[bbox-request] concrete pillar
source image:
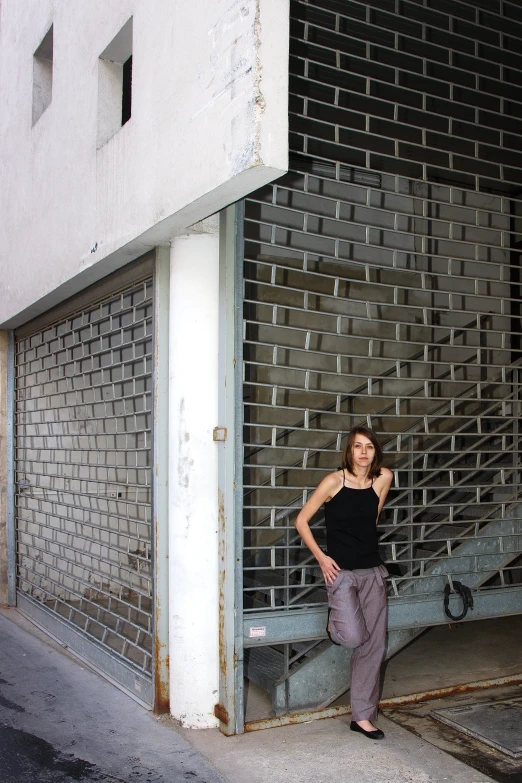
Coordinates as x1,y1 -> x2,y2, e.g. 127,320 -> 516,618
0,330 -> 9,606
168,220 -> 220,728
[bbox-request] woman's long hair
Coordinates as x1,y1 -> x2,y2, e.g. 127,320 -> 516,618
341,426 -> 383,480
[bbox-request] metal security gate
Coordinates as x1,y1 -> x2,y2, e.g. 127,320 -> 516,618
240,0 -> 522,720
14,260 -> 155,706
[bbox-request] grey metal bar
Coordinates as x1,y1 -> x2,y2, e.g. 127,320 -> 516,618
243,258 -> 522,309
292,0 -> 522,76
290,2 -> 522,121
262,169 -> 522,227
248,192 -> 522,254
243,585 -> 522,647
234,202 -> 246,733
246,313 -> 492,459
151,246 -> 170,713
7,330 -> 16,606
216,204 -> 245,735
243,254 -> 522,306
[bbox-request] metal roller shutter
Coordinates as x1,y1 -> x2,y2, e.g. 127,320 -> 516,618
14,260 -> 155,706
241,0 -> 522,716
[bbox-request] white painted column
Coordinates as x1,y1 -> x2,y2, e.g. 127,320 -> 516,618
168,221 -> 220,728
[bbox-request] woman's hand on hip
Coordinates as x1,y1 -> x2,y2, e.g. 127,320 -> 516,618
319,555 -> 340,585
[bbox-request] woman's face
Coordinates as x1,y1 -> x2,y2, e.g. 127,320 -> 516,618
352,434 -> 375,471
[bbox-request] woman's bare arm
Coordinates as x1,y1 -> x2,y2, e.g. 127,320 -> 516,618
295,473 -> 341,585
375,467 -> 393,520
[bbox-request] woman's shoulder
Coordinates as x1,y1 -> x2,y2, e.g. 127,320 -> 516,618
376,467 -> 393,484
318,469 -> 344,493
323,470 -> 344,490
314,470 -> 343,504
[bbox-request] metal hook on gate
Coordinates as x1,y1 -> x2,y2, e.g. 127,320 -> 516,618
443,580 -> 474,622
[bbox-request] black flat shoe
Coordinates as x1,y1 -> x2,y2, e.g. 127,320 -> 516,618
326,608 -> 340,645
350,721 -> 385,740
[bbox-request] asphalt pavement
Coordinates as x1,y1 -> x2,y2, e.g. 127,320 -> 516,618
0,607 -> 496,783
0,609 -> 225,783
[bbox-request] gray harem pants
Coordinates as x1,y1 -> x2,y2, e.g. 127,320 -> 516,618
326,565 -> 388,722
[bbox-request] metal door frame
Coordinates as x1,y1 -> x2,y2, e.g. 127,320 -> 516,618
6,329 -> 16,607
216,204 -> 246,734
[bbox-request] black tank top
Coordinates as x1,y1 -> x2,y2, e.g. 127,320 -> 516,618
324,475 -> 382,570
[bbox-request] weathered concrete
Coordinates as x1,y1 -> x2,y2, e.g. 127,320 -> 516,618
0,608 -> 496,783
385,683 -> 522,783
168,228 -> 221,728
0,331 -> 8,607
0,609 -> 226,783
182,709 -> 496,783
0,0 -> 289,329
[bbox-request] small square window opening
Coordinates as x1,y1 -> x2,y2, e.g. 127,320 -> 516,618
32,25 -> 53,126
122,55 -> 132,126
97,17 -> 133,148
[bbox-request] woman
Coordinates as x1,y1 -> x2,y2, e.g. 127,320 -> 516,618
295,426 -> 393,740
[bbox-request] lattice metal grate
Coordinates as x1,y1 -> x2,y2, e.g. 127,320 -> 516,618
242,0 -> 522,620
15,279 -> 153,676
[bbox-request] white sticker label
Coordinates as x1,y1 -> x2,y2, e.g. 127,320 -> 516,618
249,626 -> 266,638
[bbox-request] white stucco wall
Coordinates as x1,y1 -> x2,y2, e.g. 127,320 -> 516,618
0,0 -> 289,327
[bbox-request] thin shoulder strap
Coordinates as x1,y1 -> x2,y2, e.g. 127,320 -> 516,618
343,469 -> 346,486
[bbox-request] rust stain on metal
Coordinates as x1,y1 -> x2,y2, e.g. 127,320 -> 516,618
153,592 -> 170,715
214,703 -> 229,725
153,628 -> 170,714
218,488 -> 227,681
245,705 -> 352,732
217,486 -> 238,734
243,673 -> 522,733
153,520 -> 170,715
379,672 -> 522,708
153,654 -> 170,714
